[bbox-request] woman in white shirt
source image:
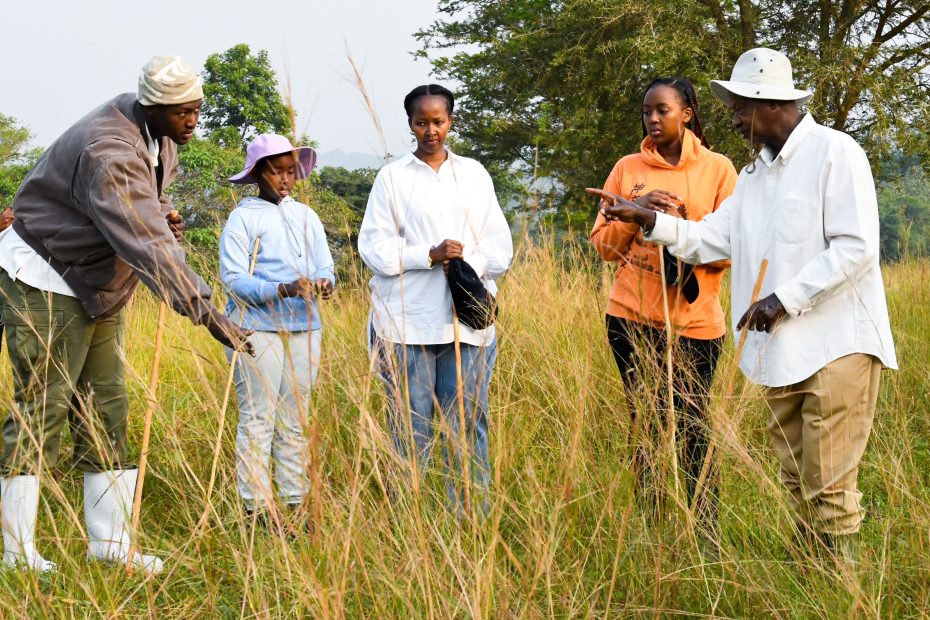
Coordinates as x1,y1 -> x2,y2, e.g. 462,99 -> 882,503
358,84 -> 513,513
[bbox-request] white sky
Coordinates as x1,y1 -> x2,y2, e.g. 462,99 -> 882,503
2,0 -> 446,159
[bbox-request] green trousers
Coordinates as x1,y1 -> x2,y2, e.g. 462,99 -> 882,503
0,272 -> 129,475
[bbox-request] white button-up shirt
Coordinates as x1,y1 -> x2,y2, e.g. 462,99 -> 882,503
359,150 -> 513,346
647,114 -> 896,387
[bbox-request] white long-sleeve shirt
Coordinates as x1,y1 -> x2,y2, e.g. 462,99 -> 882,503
646,114 -> 896,387
358,150 -> 513,346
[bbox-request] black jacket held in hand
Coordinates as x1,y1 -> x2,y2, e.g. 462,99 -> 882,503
11,93 -> 213,323
445,258 -> 497,331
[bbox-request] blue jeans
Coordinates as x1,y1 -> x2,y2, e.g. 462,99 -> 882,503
373,330 -> 497,513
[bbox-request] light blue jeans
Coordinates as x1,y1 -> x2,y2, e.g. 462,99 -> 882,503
373,329 -> 497,513
227,329 -> 322,511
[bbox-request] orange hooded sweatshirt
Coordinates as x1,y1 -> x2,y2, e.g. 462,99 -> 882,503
590,129 -> 738,340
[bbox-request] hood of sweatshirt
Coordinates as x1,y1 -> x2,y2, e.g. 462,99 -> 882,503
638,128 -> 703,170
237,195 -> 291,210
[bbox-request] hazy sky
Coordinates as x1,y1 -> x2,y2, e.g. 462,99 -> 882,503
3,0 -> 446,160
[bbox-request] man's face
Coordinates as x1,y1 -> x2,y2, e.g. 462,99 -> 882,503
730,95 -> 774,145
145,99 -> 202,145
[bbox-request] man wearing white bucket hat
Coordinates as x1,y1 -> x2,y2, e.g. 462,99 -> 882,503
589,48 -> 897,564
0,56 -> 254,575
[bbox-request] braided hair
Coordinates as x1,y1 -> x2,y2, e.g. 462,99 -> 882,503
403,84 -> 455,120
641,77 -> 709,148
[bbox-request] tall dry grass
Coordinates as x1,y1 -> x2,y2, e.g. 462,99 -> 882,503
0,237 -> 928,618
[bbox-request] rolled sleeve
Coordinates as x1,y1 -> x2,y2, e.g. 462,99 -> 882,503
645,211 -> 679,246
773,282 -> 809,318
401,243 -> 433,271
463,249 -> 488,278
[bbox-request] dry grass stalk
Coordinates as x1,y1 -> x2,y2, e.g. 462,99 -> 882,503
451,306 -> 473,523
693,258 -> 769,501
126,300 -> 167,571
195,236 -> 261,541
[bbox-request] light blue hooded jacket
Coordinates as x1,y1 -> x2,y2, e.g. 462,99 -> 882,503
219,196 -> 335,331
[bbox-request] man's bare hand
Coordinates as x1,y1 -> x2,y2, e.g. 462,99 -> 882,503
634,190 -> 687,218
166,209 -> 185,241
429,239 -> 464,265
278,277 -> 315,299
0,209 -> 13,233
585,188 -> 658,229
204,309 -> 254,356
314,278 -> 334,300
737,293 -> 787,333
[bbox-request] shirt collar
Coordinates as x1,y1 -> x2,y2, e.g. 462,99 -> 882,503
143,123 -> 160,168
404,148 -> 454,170
760,113 -> 816,166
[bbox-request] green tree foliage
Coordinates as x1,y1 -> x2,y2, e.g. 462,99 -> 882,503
0,114 -> 42,208
300,172 -> 362,248
171,136 -> 246,229
417,0 -> 930,215
878,167 -> 930,261
201,44 -> 292,148
317,166 -> 378,217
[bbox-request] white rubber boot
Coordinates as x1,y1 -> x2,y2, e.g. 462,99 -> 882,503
1,475 -> 56,572
84,469 -> 163,575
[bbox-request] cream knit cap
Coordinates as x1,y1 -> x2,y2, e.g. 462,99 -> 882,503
137,56 -> 204,106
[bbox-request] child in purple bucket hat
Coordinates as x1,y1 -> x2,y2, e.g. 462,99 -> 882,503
219,133 -> 335,529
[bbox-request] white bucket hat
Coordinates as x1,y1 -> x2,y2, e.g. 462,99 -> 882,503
710,48 -> 812,107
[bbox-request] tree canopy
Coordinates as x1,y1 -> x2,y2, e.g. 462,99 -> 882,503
0,114 -> 41,208
200,44 -> 292,148
417,0 -> 930,215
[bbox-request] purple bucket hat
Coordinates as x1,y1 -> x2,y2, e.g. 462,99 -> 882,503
229,133 -> 317,184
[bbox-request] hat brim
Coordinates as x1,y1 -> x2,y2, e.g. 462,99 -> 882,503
228,146 -> 318,185
710,80 -> 813,107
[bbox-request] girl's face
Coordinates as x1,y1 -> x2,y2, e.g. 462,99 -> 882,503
642,85 -> 693,150
408,95 -> 452,156
256,152 -> 297,203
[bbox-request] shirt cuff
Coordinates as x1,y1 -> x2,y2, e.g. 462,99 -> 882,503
773,281 -> 810,318
402,244 -> 433,270
262,281 -> 281,302
643,212 -> 678,245
463,250 -> 488,278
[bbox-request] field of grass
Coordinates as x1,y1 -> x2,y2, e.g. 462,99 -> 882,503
0,237 -> 928,618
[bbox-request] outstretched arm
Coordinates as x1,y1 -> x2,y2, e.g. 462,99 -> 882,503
586,187 -> 734,266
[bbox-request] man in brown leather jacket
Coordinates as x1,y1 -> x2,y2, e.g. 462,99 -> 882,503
0,56 -> 253,575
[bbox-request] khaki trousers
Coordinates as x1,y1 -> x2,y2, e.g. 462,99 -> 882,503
0,273 -> 129,475
765,353 -> 881,535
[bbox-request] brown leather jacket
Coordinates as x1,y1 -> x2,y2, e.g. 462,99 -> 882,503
11,93 -> 213,323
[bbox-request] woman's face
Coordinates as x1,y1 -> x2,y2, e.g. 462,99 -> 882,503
642,85 -> 692,150
256,152 -> 297,203
408,95 -> 452,155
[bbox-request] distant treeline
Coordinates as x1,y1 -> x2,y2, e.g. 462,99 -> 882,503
3,32 -> 929,264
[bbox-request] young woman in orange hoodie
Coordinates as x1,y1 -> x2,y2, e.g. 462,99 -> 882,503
590,77 -> 737,531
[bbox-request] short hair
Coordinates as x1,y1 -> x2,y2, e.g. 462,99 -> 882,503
403,84 -> 455,119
